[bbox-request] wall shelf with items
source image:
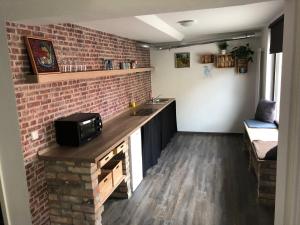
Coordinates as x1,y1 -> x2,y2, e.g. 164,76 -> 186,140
214,54 -> 235,68
26,68 -> 152,84
235,59 -> 249,74
200,54 -> 214,64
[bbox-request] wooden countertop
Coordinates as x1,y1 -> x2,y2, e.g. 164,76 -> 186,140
38,99 -> 175,163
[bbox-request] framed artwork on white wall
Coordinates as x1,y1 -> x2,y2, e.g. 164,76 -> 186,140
175,52 -> 190,68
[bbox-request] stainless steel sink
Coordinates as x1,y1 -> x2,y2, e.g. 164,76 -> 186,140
131,108 -> 158,116
146,98 -> 170,104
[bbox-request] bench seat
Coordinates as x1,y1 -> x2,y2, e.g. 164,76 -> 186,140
243,122 -> 278,205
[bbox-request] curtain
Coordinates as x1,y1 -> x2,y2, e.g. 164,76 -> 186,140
269,15 -> 284,54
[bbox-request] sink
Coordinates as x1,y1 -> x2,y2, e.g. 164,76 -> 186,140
146,98 -> 170,104
131,108 -> 157,116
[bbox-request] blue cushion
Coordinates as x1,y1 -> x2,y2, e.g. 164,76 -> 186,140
245,119 -> 277,129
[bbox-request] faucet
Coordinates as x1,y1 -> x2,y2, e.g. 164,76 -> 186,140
151,94 -> 161,102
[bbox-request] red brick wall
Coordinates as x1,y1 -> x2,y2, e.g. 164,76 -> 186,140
6,21 -> 151,225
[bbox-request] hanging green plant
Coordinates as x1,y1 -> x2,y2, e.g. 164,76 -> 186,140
218,42 -> 229,51
230,43 -> 254,62
217,42 -> 229,54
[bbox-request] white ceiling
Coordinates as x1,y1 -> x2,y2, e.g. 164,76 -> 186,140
3,0 -> 280,24
78,17 -> 178,43
2,0 -> 283,44
77,1 -> 283,43
158,1 -> 283,41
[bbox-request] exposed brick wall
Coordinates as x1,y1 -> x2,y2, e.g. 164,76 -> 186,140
7,22 -> 150,85
6,21 -> 151,225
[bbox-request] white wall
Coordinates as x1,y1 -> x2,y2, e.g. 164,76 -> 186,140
151,38 -> 260,133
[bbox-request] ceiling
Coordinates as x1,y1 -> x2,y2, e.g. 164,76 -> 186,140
2,0 -> 283,44
158,1 -> 283,41
3,0 -> 281,23
77,1 -> 283,43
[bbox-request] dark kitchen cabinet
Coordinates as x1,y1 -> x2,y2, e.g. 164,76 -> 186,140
161,101 -> 177,149
142,101 -> 177,176
141,113 -> 162,176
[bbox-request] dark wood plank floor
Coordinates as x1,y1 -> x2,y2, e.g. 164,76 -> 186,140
102,133 -> 274,225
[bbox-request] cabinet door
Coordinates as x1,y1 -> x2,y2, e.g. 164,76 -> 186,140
141,114 -> 162,177
161,101 -> 177,150
129,128 -> 143,191
170,101 -> 178,138
161,104 -> 171,150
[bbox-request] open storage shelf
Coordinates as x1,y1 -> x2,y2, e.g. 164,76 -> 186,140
27,68 -> 152,83
99,175 -> 126,205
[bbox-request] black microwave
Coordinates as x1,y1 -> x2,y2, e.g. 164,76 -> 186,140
54,113 -> 102,147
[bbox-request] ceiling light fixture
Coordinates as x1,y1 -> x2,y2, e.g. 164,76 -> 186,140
177,20 -> 197,27
137,42 -> 151,48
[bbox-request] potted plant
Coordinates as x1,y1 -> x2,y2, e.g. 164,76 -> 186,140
218,42 -> 229,55
230,43 -> 254,73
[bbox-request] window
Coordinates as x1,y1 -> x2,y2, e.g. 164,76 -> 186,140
265,47 -> 283,122
273,53 -> 283,121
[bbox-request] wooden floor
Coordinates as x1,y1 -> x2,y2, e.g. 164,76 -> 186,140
102,133 -> 274,225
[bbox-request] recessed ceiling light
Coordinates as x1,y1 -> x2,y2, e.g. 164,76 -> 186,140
177,20 -> 197,27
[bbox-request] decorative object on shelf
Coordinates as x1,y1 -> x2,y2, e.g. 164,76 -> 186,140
175,52 -> 190,68
24,36 -> 60,74
104,59 -> 113,70
61,59 -> 87,73
214,54 -> 235,68
218,42 -> 229,55
200,54 -> 214,64
120,61 -> 131,70
230,43 -> 254,74
60,59 -> 67,72
74,64 -> 87,72
131,60 -> 138,69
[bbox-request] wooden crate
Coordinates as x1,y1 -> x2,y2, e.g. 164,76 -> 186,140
113,140 -> 128,155
98,172 -> 113,203
214,54 -> 235,68
102,160 -> 123,187
99,151 -> 114,168
200,54 -> 214,64
235,58 -> 249,74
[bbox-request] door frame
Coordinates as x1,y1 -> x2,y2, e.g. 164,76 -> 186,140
0,17 -> 32,225
0,178 -> 8,225
275,0 -> 300,224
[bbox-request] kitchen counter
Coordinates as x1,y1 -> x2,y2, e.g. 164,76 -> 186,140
38,98 -> 175,163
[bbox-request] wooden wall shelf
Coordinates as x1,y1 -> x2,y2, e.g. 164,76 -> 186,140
27,68 -> 152,83
214,54 -> 235,68
200,54 -> 214,64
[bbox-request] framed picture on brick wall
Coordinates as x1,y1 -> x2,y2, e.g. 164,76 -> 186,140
24,36 -> 60,75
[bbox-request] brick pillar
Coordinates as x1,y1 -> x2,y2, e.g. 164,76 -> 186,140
44,160 -> 102,225
44,143 -> 133,225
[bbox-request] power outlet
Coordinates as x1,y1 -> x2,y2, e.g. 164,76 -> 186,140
31,131 -> 39,141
